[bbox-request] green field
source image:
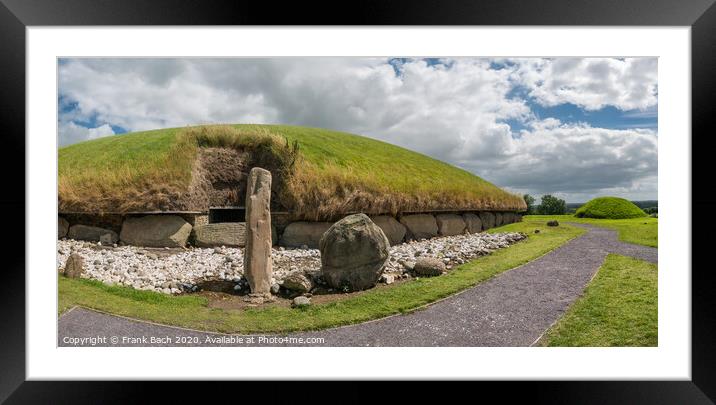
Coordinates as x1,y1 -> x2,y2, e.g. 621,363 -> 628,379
539,254 -> 658,346
59,124 -> 526,219
525,215 -> 657,247
59,220 -> 583,333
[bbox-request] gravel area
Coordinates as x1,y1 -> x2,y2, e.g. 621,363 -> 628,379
57,232 -> 526,294
58,223 -> 658,347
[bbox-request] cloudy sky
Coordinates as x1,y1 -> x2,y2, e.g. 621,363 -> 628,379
58,57 -> 658,202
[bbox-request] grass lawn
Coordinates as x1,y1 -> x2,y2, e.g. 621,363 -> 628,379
59,124 -> 525,218
59,220 -> 583,334
525,215 -> 657,247
539,254 -> 658,346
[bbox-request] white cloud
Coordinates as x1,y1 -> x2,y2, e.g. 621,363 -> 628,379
463,119 -> 658,201
510,58 -> 658,111
58,57 -> 658,201
58,121 -> 115,146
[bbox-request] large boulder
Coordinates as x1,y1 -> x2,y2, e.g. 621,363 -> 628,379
495,212 -> 503,227
370,215 -> 406,245
193,222 -> 246,247
279,222 -> 333,248
414,257 -> 446,276
58,217 -> 69,239
463,213 -> 483,233
68,224 -> 118,244
319,214 -> 390,291
63,253 -> 84,279
435,214 -> 466,236
399,214 -> 438,240
479,212 -> 496,230
120,215 -> 192,247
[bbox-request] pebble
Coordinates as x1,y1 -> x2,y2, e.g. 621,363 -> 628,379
56,232 -> 526,294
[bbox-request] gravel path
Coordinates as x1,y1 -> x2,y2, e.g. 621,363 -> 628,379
58,223 -> 657,347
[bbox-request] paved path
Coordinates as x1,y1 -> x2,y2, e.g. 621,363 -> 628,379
58,224 -> 657,347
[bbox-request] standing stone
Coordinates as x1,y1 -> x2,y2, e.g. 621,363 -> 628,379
243,168 -> 273,295
319,214 -> 390,291
63,253 -> 84,279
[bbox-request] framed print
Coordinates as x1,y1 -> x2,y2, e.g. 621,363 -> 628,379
1,0 -> 714,402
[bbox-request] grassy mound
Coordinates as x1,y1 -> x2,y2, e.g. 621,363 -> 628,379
574,197 -> 647,219
59,124 -> 526,220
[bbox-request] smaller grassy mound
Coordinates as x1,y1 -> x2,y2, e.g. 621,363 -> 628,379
575,197 -> 647,219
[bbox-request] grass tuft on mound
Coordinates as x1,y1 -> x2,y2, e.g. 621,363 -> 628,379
574,196 -> 647,219
58,124 -> 526,220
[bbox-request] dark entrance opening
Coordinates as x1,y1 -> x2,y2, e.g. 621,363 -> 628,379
209,206 -> 246,223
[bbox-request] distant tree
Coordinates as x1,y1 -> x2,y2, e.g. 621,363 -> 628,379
643,207 -> 658,215
538,194 -> 567,215
523,194 -> 536,214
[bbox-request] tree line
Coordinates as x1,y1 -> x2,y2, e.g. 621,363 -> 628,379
522,194 -> 567,215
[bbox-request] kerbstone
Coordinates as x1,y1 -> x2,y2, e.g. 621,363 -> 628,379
370,215 -> 406,245
58,217 -> 69,239
193,222 -> 246,247
479,212 -> 496,230
399,214 -> 438,240
69,224 -> 118,244
463,213 -> 483,233
279,222 -> 333,248
435,214 -> 466,236
120,215 -> 191,247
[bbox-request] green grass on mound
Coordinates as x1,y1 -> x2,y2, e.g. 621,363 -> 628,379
525,215 -> 657,247
58,220 -> 583,334
58,124 -> 526,219
574,196 -> 647,219
539,254 -> 657,347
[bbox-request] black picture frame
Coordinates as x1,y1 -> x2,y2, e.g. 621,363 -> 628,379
1,0 -> 713,402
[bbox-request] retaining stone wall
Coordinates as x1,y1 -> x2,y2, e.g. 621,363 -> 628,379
59,210 -> 523,248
